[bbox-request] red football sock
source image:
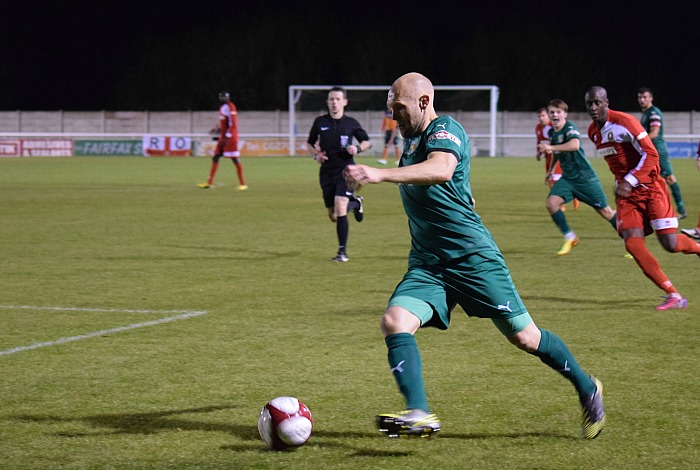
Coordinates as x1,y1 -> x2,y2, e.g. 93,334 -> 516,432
672,233 -> 700,254
233,159 -> 246,185
624,237 -> 677,294
208,161 -> 219,185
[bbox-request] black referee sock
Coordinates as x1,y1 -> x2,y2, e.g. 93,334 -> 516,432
336,215 -> 348,253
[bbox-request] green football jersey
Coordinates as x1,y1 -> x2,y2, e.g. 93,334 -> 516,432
399,116 -> 499,267
640,105 -> 669,156
548,120 -> 598,180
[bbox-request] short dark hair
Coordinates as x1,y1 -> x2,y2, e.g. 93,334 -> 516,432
638,87 -> 653,96
329,86 -> 346,99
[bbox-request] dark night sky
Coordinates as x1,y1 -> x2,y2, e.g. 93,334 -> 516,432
1,1 -> 697,112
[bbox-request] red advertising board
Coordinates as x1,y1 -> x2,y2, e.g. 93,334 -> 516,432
0,140 -> 21,157
0,139 -> 72,157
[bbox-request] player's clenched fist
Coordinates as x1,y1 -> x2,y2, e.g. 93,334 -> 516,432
344,164 -> 382,190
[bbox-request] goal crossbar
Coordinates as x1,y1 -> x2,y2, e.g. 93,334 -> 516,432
288,85 -> 500,156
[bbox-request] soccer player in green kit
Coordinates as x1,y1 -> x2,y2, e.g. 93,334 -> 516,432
638,87 -> 686,219
537,99 -> 617,255
344,73 -> 606,440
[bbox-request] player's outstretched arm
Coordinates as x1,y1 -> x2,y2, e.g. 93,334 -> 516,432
345,152 -> 456,189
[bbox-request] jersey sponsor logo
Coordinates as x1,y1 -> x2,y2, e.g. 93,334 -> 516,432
320,126 -> 329,131
436,122 -> 447,129
427,130 -> 461,146
596,147 -> 617,157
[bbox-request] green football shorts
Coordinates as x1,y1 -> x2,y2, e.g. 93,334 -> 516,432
549,176 -> 609,208
387,250 -> 533,336
658,152 -> 673,178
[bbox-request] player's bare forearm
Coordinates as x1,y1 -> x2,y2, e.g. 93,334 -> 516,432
345,153 -> 455,188
546,139 -> 579,153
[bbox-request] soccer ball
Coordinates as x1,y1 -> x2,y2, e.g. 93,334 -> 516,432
257,396 -> 313,451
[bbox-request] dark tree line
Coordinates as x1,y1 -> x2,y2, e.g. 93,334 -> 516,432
1,1 -> 697,112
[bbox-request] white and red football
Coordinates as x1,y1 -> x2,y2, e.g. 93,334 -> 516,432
257,396 -> 313,451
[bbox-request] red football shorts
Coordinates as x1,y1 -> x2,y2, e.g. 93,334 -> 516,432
215,138 -> 240,157
615,180 -> 678,235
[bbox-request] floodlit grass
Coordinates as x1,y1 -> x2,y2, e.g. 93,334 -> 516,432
0,155 -> 699,469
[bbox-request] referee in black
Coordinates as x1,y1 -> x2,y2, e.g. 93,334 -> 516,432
307,86 -> 371,262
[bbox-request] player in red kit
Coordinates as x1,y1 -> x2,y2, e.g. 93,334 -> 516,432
198,91 -> 247,190
536,107 -> 562,187
585,86 -> 700,311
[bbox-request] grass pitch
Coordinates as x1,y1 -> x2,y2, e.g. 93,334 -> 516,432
0,155 -> 699,469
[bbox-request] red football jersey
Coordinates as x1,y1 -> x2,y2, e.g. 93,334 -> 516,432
216,100 -> 240,156
587,109 -> 659,186
219,101 -> 239,142
535,121 -> 561,176
535,122 -> 552,148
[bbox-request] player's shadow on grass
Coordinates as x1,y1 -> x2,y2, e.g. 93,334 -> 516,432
439,430 -> 579,440
106,245 -> 303,261
12,406 -> 405,456
11,405 -> 260,440
521,294 -> 650,308
10,406 -> 578,455
161,244 -> 305,261
222,429 -> 407,456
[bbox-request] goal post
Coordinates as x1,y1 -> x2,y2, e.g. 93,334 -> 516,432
288,84 -> 500,156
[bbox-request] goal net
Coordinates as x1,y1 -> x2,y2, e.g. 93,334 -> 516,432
288,85 -> 499,156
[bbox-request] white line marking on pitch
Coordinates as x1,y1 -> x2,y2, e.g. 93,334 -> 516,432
0,306 -> 208,356
0,305 -> 203,314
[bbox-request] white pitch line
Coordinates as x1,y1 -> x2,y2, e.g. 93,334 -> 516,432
0,309 -> 208,356
0,305 -> 202,314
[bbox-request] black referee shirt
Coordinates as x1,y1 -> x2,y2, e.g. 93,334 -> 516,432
307,114 -> 370,170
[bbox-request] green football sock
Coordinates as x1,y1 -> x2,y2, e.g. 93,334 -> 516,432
609,213 -> 617,230
385,333 -> 429,412
534,328 -> 595,397
668,182 -> 685,214
551,209 -> 571,235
